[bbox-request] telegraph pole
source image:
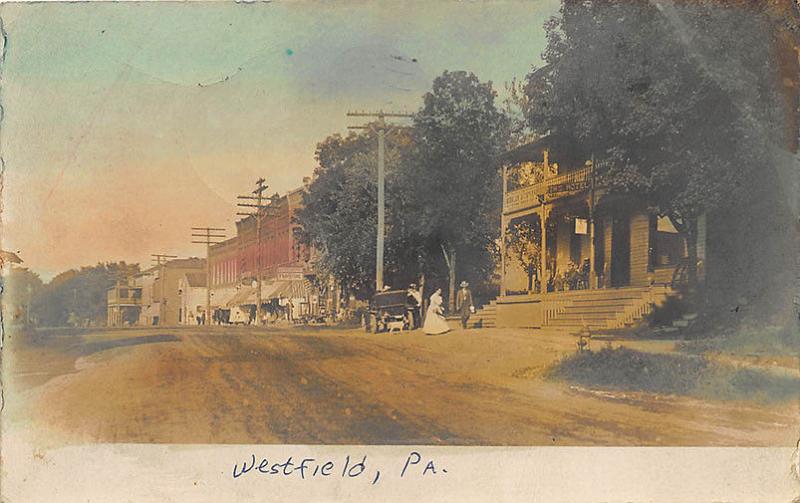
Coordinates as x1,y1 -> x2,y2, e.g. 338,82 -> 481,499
588,155 -> 596,290
151,253 -> 178,325
191,227 -> 226,325
346,110 -> 412,292
237,178 -> 278,325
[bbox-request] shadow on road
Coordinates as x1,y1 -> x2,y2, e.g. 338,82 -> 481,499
78,334 -> 181,356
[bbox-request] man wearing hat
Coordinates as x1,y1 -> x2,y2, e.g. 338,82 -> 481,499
407,283 -> 422,329
456,281 -> 474,329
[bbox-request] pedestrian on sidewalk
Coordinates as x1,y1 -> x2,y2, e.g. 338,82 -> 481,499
456,281 -> 474,329
407,283 -> 422,329
423,288 -> 450,335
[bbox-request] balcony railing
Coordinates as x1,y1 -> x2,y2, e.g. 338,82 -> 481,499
107,290 -> 143,305
504,166 -> 592,213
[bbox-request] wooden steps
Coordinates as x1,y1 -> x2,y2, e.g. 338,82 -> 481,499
543,286 -> 674,332
469,300 -> 497,328
470,286 -> 676,333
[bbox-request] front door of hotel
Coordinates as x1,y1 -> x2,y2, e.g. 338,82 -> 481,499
610,215 -> 631,287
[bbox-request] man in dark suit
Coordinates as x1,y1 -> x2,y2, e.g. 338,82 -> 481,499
456,281 -> 474,329
407,283 -> 422,329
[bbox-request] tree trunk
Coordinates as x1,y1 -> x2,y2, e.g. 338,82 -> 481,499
686,217 -> 698,294
440,242 -> 457,315
668,213 -> 698,293
448,249 -> 457,314
419,272 -> 426,324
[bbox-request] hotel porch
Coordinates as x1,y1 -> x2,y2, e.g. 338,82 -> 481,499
489,142 -> 693,332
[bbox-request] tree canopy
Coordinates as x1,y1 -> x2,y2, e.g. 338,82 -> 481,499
296,129 -> 412,297
523,0 -> 792,300
298,71 -> 509,304
525,1 -> 784,222
30,262 -> 140,327
401,70 -> 509,307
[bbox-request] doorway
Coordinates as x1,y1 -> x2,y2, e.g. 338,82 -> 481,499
610,214 -> 631,287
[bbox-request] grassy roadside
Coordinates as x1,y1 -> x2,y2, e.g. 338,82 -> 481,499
675,323 -> 799,357
547,346 -> 800,404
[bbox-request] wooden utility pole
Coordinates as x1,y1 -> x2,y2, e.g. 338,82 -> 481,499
346,110 -> 412,292
191,227 -> 226,325
588,155 -> 596,290
151,253 -> 177,325
237,178 -> 278,324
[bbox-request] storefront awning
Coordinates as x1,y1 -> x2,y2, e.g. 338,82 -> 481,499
226,287 -> 256,307
270,279 -> 309,300
225,280 -> 312,307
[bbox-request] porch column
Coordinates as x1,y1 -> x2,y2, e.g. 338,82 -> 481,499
540,206 -> 549,294
588,195 -> 596,289
603,216 -> 613,288
500,214 -> 507,296
500,164 -> 508,297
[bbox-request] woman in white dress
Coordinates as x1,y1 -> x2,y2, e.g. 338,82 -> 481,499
423,288 -> 450,335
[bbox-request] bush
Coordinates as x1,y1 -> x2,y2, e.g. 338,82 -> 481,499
647,295 -> 690,327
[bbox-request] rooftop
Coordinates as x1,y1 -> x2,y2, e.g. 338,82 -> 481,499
184,272 -> 207,288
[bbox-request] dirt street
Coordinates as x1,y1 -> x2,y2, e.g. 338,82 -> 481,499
3,326 -> 797,446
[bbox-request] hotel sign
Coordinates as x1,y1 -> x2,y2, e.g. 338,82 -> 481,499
504,167 -> 593,214
547,180 -> 589,199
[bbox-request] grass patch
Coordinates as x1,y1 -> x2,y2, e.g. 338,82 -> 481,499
676,323 -> 800,357
548,347 -> 800,404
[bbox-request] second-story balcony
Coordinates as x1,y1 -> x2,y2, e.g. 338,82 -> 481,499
504,165 -> 593,214
107,287 -> 143,306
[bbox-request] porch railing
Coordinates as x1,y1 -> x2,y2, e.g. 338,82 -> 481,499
541,296 -> 572,326
617,285 -> 673,328
504,165 -> 593,212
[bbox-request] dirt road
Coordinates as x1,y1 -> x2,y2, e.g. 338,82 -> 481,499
3,326 -> 797,446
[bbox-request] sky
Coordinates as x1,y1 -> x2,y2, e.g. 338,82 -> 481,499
0,0 -> 559,280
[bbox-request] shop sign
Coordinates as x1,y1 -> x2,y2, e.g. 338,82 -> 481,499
575,218 -> 588,235
277,266 -> 305,280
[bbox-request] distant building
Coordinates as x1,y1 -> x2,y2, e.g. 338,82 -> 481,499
208,236 -> 242,323
108,258 -> 205,327
209,186 -> 321,323
0,250 -> 23,270
135,267 -> 158,326
178,272 -> 207,325
107,279 -> 143,327
151,257 -> 206,326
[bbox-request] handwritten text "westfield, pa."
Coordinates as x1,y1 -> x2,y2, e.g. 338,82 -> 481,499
232,452 -> 447,485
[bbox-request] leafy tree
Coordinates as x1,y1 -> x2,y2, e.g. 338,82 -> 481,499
32,262 -> 139,327
401,70 -> 510,310
524,1 -> 788,301
296,129 -> 412,298
505,218 -> 541,292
